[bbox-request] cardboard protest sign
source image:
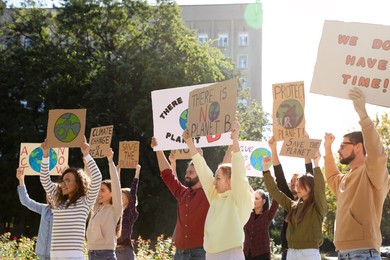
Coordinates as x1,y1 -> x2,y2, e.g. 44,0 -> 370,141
19,143 -> 69,176
272,81 -> 306,141
171,149 -> 192,160
47,109 -> 87,148
151,83 -> 232,151
89,125 -> 114,158
239,141 -> 273,177
311,20 -> 390,108
279,137 -> 321,159
188,79 -> 238,138
118,141 -> 139,169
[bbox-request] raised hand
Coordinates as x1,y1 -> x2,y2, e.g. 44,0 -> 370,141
16,168 -> 25,186
313,150 -> 321,168
324,132 -> 335,151
151,137 -> 158,149
262,156 -> 272,172
41,139 -> 49,158
268,136 -> 276,150
348,88 -> 368,120
106,148 -> 114,162
81,136 -> 90,158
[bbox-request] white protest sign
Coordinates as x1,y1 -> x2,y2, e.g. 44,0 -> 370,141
239,141 -> 273,177
311,20 -> 390,107
19,143 -> 69,176
151,84 -> 232,151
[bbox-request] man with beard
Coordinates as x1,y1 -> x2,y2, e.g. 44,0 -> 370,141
151,137 -> 209,260
323,88 -> 389,260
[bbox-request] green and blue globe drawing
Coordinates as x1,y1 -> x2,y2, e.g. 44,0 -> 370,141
54,113 -> 81,142
276,99 -> 304,129
179,109 -> 188,130
29,147 -> 57,173
250,148 -> 271,171
209,102 -> 220,122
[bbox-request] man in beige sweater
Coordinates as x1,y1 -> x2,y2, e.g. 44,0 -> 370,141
323,88 -> 389,260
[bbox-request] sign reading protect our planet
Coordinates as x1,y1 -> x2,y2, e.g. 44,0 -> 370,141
272,81 -> 306,141
239,141 -> 273,177
151,83 -> 232,151
19,143 -> 69,176
89,125 -> 114,158
187,78 -> 238,138
46,109 -> 87,148
311,20 -> 390,108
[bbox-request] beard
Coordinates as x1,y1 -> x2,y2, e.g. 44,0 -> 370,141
340,151 -> 356,165
184,176 -> 200,188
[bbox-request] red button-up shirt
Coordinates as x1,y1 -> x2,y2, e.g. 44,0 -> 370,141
161,168 -> 209,250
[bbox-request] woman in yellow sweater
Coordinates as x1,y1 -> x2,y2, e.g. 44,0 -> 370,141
183,121 -> 253,260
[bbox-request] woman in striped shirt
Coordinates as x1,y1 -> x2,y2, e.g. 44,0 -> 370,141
40,139 -> 102,260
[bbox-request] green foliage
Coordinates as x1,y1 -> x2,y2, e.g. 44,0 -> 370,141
136,235 -> 175,259
0,233 -> 37,259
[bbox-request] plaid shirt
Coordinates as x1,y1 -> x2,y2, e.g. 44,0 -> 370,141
117,178 -> 139,248
243,199 -> 279,257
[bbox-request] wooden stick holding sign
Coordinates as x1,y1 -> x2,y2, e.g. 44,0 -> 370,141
89,125 -> 114,158
118,141 -> 139,169
187,78 -> 238,137
279,137 -> 321,159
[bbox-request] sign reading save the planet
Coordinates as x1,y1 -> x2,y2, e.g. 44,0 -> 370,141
239,141 -> 273,177
279,137 -> 321,159
46,109 -> 87,148
187,79 -> 238,138
19,143 -> 69,176
118,141 -> 139,169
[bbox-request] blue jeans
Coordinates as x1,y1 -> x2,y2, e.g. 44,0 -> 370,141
338,249 -> 381,260
88,250 -> 117,260
174,247 -> 206,260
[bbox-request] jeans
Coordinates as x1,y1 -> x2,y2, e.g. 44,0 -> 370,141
174,247 -> 206,260
88,250 -> 117,260
338,249 -> 381,260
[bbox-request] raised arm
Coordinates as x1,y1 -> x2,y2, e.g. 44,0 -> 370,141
151,137 -> 170,171
17,168 -> 47,214
107,148 -> 123,217
39,139 -> 58,198
168,151 -> 177,176
312,151 -> 327,218
323,133 -> 342,195
82,138 -> 102,207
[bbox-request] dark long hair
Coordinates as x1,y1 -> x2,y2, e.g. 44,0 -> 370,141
285,173 -> 315,223
55,168 -> 89,208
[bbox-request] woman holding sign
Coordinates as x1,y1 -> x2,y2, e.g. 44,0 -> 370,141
87,148 -> 123,260
183,121 -> 253,260
261,152 -> 326,260
40,138 -> 102,259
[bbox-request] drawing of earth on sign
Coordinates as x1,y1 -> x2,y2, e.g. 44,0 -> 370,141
276,99 -> 304,129
250,148 -> 271,171
179,109 -> 188,130
54,113 -> 81,142
209,102 -> 220,122
29,147 -> 57,173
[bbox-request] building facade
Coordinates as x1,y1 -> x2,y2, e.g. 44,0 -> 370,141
180,3 -> 263,104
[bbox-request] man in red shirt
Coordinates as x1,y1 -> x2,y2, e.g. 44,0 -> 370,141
151,137 -> 209,260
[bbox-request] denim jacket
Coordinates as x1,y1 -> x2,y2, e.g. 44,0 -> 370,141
17,185 -> 53,258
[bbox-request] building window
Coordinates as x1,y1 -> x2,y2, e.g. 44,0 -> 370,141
218,34 -> 228,47
237,55 -> 248,69
198,33 -> 208,44
238,33 -> 249,46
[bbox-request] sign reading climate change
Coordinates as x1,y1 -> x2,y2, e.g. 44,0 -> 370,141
151,83 -> 233,151
273,81 -> 306,141
19,143 -> 69,176
239,141 -> 273,177
311,20 -> 390,107
89,125 -> 113,158
47,109 -> 87,148
187,79 -> 238,137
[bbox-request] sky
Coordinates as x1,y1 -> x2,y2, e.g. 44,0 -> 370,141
176,0 -> 390,176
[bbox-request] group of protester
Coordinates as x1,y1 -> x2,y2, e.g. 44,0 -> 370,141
17,88 -> 389,260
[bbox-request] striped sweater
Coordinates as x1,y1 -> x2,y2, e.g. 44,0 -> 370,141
40,155 -> 102,258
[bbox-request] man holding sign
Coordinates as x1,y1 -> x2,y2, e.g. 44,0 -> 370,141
324,88 -> 389,260
151,137 -> 209,260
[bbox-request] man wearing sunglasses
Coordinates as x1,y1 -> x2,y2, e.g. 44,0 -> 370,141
323,88 -> 389,260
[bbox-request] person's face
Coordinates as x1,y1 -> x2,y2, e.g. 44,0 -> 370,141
338,138 -> 357,165
184,164 -> 199,188
213,168 -> 231,194
122,192 -> 129,209
98,183 -> 112,205
61,172 -> 78,198
254,192 -> 265,210
290,174 -> 298,197
295,179 -> 311,201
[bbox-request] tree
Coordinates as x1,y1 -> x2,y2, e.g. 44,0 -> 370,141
0,0 -> 271,240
